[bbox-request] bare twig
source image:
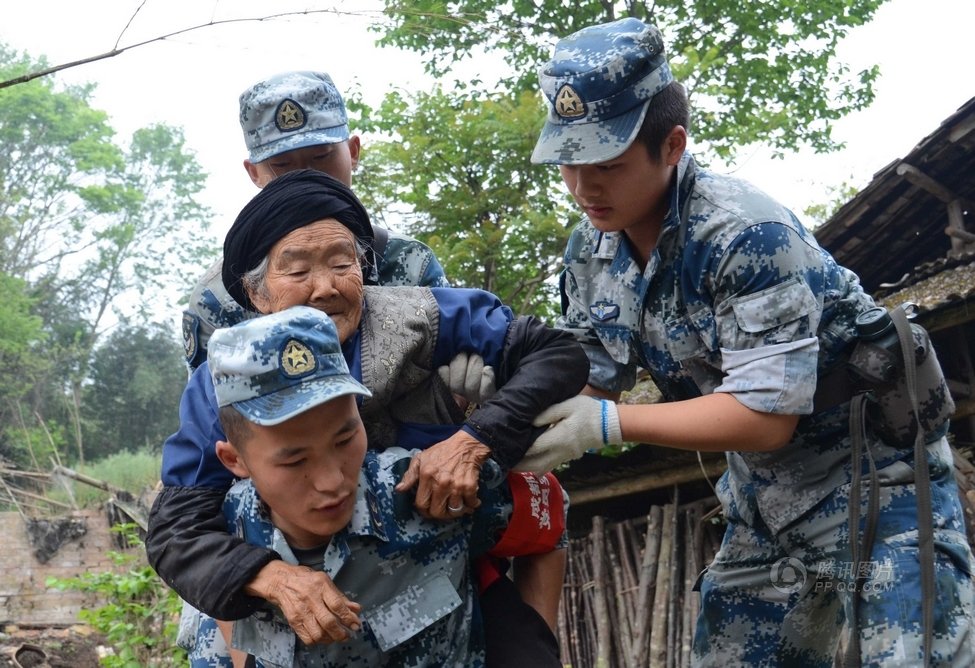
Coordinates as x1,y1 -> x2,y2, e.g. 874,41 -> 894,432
114,0 -> 149,51
0,8 -> 379,90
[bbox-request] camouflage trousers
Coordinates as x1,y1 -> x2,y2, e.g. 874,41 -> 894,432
693,439 -> 975,667
180,608 -> 233,668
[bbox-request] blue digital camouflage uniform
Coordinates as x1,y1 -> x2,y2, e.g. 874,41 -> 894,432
175,307 -> 530,666
559,151 -> 975,666
182,235 -> 449,371
180,447 -> 512,667
535,17 -> 974,666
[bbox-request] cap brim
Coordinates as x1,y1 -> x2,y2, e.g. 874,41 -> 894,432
233,375 -> 371,426
249,126 -> 351,163
530,102 -> 648,165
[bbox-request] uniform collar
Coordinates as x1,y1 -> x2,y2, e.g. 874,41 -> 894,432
660,151 -> 695,238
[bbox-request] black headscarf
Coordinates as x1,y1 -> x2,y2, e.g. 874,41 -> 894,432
222,169 -> 376,310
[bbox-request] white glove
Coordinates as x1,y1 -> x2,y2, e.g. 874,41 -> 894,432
513,396 -> 622,473
438,352 -> 496,405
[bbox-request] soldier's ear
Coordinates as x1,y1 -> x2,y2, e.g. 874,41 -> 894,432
216,440 -> 250,479
663,126 -> 686,167
243,160 -> 265,188
347,135 -> 361,171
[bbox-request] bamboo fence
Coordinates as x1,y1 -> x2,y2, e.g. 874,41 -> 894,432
556,445 -> 975,668
557,494 -> 724,668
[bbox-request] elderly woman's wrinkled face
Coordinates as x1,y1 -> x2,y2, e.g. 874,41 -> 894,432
248,219 -> 364,342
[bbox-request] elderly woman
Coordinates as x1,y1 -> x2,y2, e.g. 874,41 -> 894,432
147,170 -> 588,664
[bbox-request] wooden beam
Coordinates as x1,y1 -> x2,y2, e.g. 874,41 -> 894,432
946,226 -> 975,243
896,163 -> 956,203
567,459 -> 727,506
954,397 -> 975,421
946,199 -> 975,255
919,299 -> 975,333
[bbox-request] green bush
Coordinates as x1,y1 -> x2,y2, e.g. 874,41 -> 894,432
47,524 -> 186,667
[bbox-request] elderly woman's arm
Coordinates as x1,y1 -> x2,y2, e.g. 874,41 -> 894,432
398,290 -> 589,518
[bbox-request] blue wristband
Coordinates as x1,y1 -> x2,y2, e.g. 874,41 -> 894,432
600,400 -> 609,445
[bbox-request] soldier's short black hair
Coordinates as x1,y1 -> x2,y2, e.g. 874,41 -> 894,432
219,405 -> 253,448
636,81 -> 690,162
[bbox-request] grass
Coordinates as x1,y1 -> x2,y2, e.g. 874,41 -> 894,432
47,449 -> 162,508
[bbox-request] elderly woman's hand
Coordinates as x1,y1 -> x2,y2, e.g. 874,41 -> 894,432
394,432 -> 491,519
244,560 -> 362,645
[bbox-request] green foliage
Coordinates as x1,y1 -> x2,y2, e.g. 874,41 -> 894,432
376,0 -> 886,160
81,324 -> 185,460
0,273 -> 46,423
0,43 -> 217,465
353,1 -> 888,322
802,179 -> 861,228
0,409 -> 67,472
353,88 -> 575,318
46,524 -> 186,667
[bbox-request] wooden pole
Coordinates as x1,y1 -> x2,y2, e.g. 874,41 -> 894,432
592,515 -> 613,667
631,504 -> 663,666
649,502 -> 675,667
666,491 -> 681,668
568,460 -> 728,506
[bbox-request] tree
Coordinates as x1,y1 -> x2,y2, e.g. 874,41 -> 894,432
0,272 -> 52,468
803,179 -> 860,228
0,44 -> 216,464
350,1 -> 886,320
376,0 -> 885,160
82,324 -> 186,460
353,88 -> 575,318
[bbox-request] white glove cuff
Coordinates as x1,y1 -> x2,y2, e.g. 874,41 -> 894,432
600,400 -> 623,445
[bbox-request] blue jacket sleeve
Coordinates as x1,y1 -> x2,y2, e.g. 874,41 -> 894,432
160,363 -> 234,488
430,287 -> 512,369
430,288 -> 590,471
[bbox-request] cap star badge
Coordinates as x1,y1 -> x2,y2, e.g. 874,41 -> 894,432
275,99 -> 306,132
554,84 -> 586,119
280,339 -> 315,377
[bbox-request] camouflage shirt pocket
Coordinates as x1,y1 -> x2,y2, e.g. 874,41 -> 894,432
362,572 -> 462,652
728,277 -> 818,342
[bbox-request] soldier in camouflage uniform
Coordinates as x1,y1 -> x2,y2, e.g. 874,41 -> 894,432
517,17 -> 974,667
179,306 -> 561,666
182,70 -> 448,371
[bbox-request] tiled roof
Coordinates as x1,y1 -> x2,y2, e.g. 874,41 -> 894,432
815,96 -> 975,294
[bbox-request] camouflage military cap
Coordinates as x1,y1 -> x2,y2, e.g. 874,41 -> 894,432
239,71 -> 350,163
208,305 -> 370,426
531,17 -> 674,165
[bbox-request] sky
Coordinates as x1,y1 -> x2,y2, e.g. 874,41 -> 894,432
2,0 -> 974,324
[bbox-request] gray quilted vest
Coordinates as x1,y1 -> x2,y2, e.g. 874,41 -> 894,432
357,286 -> 466,448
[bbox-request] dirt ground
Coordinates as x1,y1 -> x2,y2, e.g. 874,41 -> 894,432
0,626 -> 104,668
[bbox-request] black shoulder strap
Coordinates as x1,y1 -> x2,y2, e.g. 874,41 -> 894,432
845,305 -> 934,668
892,306 -> 935,668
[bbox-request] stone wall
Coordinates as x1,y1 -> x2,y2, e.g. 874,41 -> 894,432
0,509 -> 128,625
